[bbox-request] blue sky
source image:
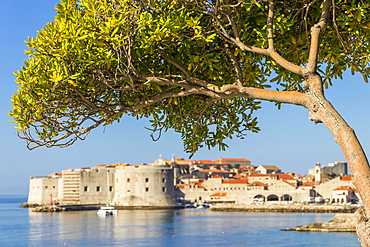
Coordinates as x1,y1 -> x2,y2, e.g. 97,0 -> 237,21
1,1 -> 369,195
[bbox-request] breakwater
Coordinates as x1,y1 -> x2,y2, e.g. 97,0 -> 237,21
210,203 -> 360,213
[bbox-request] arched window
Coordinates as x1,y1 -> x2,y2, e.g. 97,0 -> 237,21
267,195 -> 279,201
281,194 -> 292,201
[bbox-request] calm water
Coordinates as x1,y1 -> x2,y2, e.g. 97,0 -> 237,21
0,196 -> 360,247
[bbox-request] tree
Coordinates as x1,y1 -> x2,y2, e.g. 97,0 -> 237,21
9,0 -> 370,244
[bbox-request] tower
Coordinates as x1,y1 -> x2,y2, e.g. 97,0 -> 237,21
314,162 -> 322,183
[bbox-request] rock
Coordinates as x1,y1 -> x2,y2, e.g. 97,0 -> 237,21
281,213 -> 356,232
32,206 -> 64,212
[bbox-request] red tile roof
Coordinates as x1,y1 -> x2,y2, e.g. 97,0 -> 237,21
96,163 -> 129,167
247,174 -> 277,177
334,186 -> 356,191
301,181 -> 315,187
195,160 -> 228,165
277,174 -> 295,180
212,174 -> 223,178
222,179 -> 248,184
216,158 -> 251,162
210,192 -> 227,197
340,176 -> 352,181
282,180 -> 296,187
248,181 -> 268,187
196,169 -> 230,173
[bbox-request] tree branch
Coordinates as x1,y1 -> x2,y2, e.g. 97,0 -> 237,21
306,0 -> 331,73
224,44 -> 243,87
267,0 -> 275,51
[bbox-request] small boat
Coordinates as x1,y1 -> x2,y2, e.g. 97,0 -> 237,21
97,206 -> 118,216
196,204 -> 210,209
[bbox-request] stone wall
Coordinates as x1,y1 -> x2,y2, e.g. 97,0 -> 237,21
26,163 -> 178,208
112,164 -> 176,207
28,176 -> 60,205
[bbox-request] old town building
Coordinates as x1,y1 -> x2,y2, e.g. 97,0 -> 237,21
26,158 -> 359,207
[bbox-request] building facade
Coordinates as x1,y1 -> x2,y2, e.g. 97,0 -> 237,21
27,160 -> 177,208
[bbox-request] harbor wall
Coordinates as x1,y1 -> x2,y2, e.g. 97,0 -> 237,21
210,203 -> 360,213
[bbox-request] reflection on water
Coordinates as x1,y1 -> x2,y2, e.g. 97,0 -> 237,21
23,209 -> 360,247
0,197 -> 360,247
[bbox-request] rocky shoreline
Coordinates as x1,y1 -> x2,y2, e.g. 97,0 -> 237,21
281,213 -> 357,232
210,203 -> 360,213
211,203 -> 360,233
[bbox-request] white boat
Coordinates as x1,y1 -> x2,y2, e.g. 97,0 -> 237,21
97,206 -> 118,216
97,168 -> 118,216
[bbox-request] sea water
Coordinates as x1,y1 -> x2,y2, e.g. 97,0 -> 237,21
0,196 -> 360,247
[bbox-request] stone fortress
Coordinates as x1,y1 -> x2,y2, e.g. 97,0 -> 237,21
27,159 -> 177,208
26,157 -> 359,208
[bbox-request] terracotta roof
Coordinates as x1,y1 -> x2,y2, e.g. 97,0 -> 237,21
164,159 -> 189,165
282,180 -> 296,187
216,158 -> 251,162
196,160 -> 229,165
247,174 -> 277,177
301,181 -> 315,187
96,163 -> 129,167
196,169 -> 230,173
212,174 -> 222,178
239,166 -> 249,170
177,180 -> 205,189
210,192 -> 227,197
334,186 -> 356,191
222,179 -> 248,184
196,160 -> 214,163
340,176 -> 352,181
248,181 -> 268,187
277,174 -> 295,180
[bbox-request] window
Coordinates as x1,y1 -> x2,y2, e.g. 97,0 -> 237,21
109,186 -> 113,192
53,186 -> 55,189
127,178 -> 130,183
145,187 -> 149,192
96,186 -> 101,192
45,186 -> 48,189
145,178 -> 149,183
84,186 -> 88,192
162,187 -> 166,192
162,178 -> 166,183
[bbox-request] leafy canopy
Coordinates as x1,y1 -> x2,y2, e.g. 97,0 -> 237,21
10,0 -> 370,153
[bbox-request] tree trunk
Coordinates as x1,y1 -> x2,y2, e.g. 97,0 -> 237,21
308,89 -> 370,246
